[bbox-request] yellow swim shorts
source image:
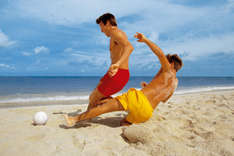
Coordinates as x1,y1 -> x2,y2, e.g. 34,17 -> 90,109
116,88 -> 153,123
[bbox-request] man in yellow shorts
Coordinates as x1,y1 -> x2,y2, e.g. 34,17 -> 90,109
64,32 -> 183,126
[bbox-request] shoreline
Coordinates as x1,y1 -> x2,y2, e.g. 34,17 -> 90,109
1,88 -> 234,109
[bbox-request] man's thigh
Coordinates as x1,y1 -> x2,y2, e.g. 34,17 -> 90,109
82,98 -> 125,121
94,98 -> 125,114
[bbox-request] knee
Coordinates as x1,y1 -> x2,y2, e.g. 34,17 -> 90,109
89,94 -> 93,103
88,105 -> 105,116
89,91 -> 97,104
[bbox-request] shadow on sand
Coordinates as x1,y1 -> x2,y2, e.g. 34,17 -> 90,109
56,108 -> 125,129
59,116 -> 124,129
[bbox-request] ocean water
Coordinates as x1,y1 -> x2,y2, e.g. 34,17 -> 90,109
0,76 -> 234,108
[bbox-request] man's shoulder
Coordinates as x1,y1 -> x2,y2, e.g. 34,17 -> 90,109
161,68 -> 173,74
111,28 -> 126,38
160,70 -> 177,79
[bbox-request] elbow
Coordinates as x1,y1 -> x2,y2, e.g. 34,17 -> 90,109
128,44 -> 134,53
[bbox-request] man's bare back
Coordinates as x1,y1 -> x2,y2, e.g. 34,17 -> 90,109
142,69 -> 178,109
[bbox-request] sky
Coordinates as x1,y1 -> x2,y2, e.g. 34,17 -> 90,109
0,0 -> 234,76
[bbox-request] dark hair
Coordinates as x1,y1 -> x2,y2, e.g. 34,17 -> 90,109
96,13 -> 117,26
166,54 -> 183,72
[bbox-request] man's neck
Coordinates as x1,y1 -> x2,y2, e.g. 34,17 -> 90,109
109,26 -> 118,36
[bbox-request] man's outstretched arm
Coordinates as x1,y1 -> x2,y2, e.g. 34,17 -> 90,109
134,32 -> 170,71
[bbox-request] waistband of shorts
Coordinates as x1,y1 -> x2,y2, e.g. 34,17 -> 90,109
118,68 -> 129,72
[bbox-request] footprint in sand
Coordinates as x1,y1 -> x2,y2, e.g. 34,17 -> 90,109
72,135 -> 86,151
185,119 -> 194,128
168,105 -> 172,108
231,137 -> 234,141
27,134 -> 46,141
218,114 -> 227,120
155,115 -> 166,121
199,131 -> 214,140
205,99 -> 216,104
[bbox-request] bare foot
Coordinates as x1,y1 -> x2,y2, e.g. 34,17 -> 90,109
63,114 -> 76,127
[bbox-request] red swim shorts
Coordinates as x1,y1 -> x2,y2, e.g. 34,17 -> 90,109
98,68 -> 130,97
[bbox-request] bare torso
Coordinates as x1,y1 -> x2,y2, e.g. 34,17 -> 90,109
110,29 -> 129,69
141,68 -> 178,109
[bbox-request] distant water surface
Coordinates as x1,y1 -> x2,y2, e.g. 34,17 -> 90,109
0,76 -> 234,108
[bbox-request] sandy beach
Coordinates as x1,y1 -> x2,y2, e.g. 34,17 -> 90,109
0,90 -> 234,156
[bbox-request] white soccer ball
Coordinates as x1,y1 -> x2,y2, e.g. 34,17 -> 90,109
33,111 -> 48,125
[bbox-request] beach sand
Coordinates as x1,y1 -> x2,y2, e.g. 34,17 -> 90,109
0,90 -> 234,156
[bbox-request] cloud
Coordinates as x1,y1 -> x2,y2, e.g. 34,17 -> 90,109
225,0 -> 234,13
128,31 -> 234,70
64,48 -> 109,67
0,30 -> 16,47
4,1 -> 233,38
6,0 -> 206,29
22,51 -> 32,56
0,63 -> 15,70
2,0 -> 234,75
21,46 -> 49,56
34,46 -> 49,54
163,33 -> 234,60
7,0 -> 158,26
130,32 -> 234,70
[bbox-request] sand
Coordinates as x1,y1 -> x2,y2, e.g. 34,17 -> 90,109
0,90 -> 234,156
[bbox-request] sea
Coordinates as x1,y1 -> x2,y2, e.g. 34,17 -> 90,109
0,76 -> 234,108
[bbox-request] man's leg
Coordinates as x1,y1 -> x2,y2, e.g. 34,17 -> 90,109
64,98 -> 124,127
87,88 -> 106,110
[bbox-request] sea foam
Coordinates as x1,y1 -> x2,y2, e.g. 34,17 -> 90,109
0,95 -> 89,103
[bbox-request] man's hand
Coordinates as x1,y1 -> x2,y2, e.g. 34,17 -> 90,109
134,32 -> 147,42
108,63 -> 119,77
140,81 -> 148,88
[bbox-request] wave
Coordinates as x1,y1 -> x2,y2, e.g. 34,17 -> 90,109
175,86 -> 234,95
0,95 -> 89,104
0,86 -> 234,104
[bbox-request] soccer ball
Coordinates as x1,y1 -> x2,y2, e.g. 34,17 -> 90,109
33,111 -> 48,125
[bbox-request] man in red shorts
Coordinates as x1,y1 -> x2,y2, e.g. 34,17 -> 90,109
87,13 -> 134,110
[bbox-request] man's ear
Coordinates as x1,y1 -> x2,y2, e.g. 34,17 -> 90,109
171,62 -> 175,70
105,20 -> 110,26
